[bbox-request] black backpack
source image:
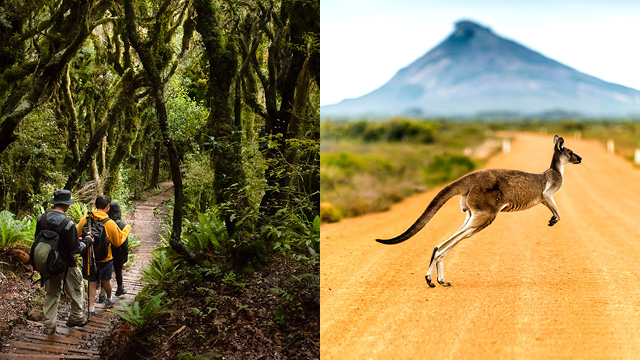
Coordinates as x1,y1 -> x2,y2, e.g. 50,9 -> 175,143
81,214 -> 111,261
29,214 -> 71,286
111,219 -> 129,263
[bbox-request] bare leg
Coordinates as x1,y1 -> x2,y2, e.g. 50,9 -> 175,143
88,281 -> 96,312
102,279 -> 112,299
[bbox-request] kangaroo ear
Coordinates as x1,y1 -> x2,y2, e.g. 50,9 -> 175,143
555,136 -> 564,151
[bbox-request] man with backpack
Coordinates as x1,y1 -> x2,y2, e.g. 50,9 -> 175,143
31,190 -> 91,335
76,195 -> 131,316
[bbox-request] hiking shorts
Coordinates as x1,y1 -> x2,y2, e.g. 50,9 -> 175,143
82,259 -> 113,282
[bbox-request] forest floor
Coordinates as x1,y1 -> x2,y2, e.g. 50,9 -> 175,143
102,205 -> 320,359
0,244 -> 40,344
321,133 -> 640,359
103,255 -> 320,359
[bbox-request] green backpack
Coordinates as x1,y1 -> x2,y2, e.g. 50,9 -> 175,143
29,214 -> 71,286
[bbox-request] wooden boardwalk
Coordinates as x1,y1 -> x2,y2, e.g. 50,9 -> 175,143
1,183 -> 174,359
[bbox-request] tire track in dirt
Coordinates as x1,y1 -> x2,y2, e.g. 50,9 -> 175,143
321,133 -> 640,359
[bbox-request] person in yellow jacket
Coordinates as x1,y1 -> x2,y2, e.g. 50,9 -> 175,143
76,195 -> 131,315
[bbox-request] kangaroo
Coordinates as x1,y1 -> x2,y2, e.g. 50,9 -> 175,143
376,135 -> 582,287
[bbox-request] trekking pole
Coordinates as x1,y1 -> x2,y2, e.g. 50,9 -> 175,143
87,244 -> 90,320
87,218 -> 96,320
87,219 -> 91,320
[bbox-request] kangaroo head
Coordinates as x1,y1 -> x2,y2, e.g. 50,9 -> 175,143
554,135 -> 582,164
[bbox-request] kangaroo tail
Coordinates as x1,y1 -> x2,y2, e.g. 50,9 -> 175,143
375,179 -> 467,245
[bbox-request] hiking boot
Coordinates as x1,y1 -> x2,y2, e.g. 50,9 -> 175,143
43,326 -> 55,335
97,294 -> 106,304
104,296 -> 117,307
115,287 -> 127,297
66,318 -> 88,328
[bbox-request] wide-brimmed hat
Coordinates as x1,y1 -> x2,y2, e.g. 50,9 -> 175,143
48,189 -> 76,205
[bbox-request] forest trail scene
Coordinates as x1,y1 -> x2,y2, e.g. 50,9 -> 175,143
1,183 -> 173,359
321,133 -> 640,359
0,0 -> 319,358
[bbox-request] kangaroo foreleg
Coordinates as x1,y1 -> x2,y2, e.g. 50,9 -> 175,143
542,197 -> 561,226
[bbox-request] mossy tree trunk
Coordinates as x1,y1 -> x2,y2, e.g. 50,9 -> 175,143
123,0 -> 195,262
61,65 -> 81,168
253,0 -> 319,216
193,0 -> 252,239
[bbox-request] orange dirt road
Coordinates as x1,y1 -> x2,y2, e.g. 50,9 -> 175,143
321,133 -> 640,359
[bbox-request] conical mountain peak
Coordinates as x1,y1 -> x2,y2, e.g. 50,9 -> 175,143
452,20 -> 493,38
322,20 -> 640,118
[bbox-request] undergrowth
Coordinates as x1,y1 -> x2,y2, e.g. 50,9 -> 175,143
0,211 -> 35,248
321,119 -> 493,221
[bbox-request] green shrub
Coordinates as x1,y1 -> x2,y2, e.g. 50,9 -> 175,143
0,211 -> 34,248
182,153 -> 216,214
166,87 -> 208,144
128,233 -> 140,250
182,211 -> 232,258
0,106 -> 66,213
425,154 -> 476,184
265,210 -> 319,263
67,202 -> 89,224
322,152 -> 395,176
112,291 -> 172,330
386,118 -> 436,143
320,202 -> 342,223
142,248 -> 179,287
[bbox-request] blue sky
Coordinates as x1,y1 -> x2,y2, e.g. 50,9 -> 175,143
321,0 -> 640,105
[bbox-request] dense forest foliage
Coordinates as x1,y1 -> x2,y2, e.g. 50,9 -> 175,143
0,0 -> 319,357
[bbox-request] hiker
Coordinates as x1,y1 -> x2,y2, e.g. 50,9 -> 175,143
32,190 -> 90,335
97,200 -> 129,303
77,195 -> 131,316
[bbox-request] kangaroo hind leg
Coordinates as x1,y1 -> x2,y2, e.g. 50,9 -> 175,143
434,210 -> 471,287
426,211 -> 496,288
425,225 -> 473,288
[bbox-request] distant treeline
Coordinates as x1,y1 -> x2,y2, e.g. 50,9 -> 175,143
322,119 -> 438,143
321,118 -> 489,146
